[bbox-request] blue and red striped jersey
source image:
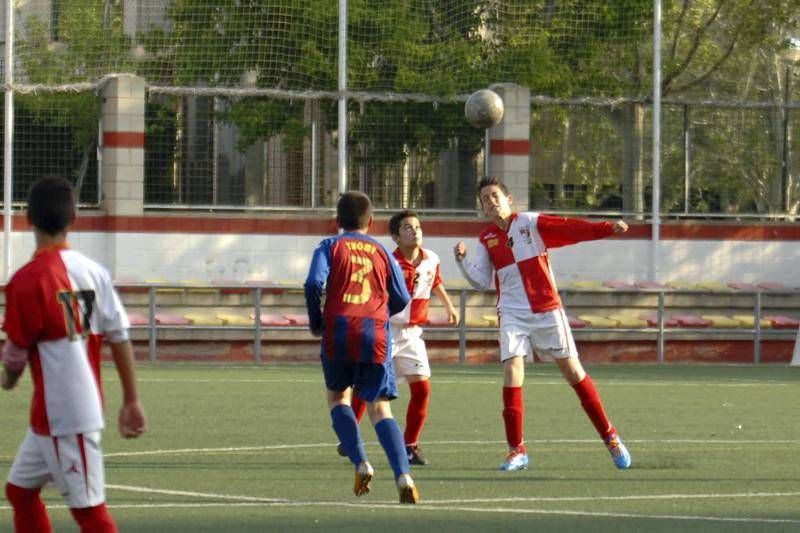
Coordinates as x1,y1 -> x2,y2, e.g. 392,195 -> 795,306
305,232 -> 410,363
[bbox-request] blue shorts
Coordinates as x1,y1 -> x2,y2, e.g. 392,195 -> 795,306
320,356 -> 398,402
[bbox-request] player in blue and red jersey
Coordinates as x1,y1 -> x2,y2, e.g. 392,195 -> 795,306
305,191 -> 419,504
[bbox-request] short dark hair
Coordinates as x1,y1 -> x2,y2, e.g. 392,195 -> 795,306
337,191 -> 372,231
477,176 -> 509,197
27,176 -> 75,235
388,210 -> 419,236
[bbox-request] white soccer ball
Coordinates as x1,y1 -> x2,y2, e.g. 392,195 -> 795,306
465,89 -> 504,129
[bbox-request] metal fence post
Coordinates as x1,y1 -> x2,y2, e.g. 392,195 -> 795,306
458,289 -> 467,364
148,286 -> 157,364
657,291 -> 665,364
254,286 -> 262,363
753,291 -> 762,364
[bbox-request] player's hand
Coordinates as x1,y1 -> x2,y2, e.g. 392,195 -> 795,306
454,242 -> 467,261
613,220 -> 629,234
310,327 -> 322,338
118,401 -> 147,439
446,306 -> 459,325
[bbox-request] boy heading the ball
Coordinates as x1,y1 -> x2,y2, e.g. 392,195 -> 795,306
454,176 -> 632,472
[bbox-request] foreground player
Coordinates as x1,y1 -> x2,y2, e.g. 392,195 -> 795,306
454,176 -> 631,471
305,191 -> 419,504
348,211 -> 459,465
2,176 -> 147,532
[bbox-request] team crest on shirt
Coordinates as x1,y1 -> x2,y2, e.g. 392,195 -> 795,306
506,236 -> 514,248
487,238 -> 499,248
518,226 -> 533,245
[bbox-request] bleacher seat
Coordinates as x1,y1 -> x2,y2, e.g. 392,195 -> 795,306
758,282 -> 785,290
602,281 -> 635,289
217,313 -> 255,326
250,314 -> 293,326
639,313 -> 679,328
607,314 -> 648,328
126,312 -> 149,326
672,315 -> 712,328
183,313 -> 224,326
569,280 -> 604,289
665,281 -> 694,289
213,279 -> 251,295
577,315 -> 619,328
567,315 -> 587,328
701,315 -> 742,328
114,278 -> 149,294
145,279 -> 184,294
155,313 -> 192,326
731,315 -> 772,328
764,315 -> 800,329
634,281 -> 668,289
284,314 -> 310,326
728,282 -> 758,290
695,281 -> 729,291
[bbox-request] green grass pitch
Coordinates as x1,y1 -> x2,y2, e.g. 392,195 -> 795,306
0,363 -> 798,532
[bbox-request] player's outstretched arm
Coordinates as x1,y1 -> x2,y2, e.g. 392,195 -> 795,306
110,340 -> 147,439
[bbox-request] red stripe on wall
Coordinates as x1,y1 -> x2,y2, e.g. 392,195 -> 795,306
489,139 -> 530,156
103,131 -> 145,148
3,214 -> 799,240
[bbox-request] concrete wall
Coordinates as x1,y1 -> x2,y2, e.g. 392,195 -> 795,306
2,227 -> 797,287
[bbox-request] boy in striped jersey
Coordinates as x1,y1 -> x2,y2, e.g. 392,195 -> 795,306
2,176 -> 147,532
454,176 -> 631,472
305,191 -> 419,504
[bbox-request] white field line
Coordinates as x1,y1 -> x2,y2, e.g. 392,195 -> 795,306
104,437 -> 800,458
128,377 -> 793,387
1,484 -> 794,525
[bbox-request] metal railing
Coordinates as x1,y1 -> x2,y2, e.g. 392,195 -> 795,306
117,283 -> 800,364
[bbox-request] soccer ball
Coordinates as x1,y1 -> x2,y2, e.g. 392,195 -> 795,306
464,89 -> 504,129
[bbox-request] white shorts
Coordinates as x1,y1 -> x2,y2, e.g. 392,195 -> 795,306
8,429 -> 106,508
498,308 -> 578,363
391,325 -> 431,381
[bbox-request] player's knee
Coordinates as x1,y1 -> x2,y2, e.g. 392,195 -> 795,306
71,503 -> 117,533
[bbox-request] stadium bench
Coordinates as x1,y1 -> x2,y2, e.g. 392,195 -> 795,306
426,314 -> 456,326
577,315 -> 619,328
764,315 -> 800,329
701,315 -> 743,328
607,314 -> 648,328
639,313 -> 679,328
634,281 -> 668,289
569,280 -> 604,289
249,313 -> 293,327
731,315 -> 772,328
695,281 -> 730,291
183,313 -> 225,326
154,313 -> 192,326
283,314 -> 310,326
216,313 -> 255,326
126,312 -> 150,326
567,315 -> 588,328
602,281 -> 635,289
672,315 -> 712,328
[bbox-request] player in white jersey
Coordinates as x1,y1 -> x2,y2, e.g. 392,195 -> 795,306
2,176 -> 147,533
387,210 -> 458,465
454,176 -> 631,472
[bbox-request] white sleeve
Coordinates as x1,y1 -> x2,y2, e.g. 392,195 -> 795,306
98,270 -> 130,334
457,241 -> 493,291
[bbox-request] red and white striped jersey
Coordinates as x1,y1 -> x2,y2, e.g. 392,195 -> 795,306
458,213 -> 614,313
3,244 -> 129,436
390,248 -> 442,327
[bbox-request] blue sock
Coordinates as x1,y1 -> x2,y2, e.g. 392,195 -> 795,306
331,405 -> 366,465
375,418 -> 410,479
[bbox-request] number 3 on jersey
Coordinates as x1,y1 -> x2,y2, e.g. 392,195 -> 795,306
57,290 -> 96,340
343,255 -> 374,304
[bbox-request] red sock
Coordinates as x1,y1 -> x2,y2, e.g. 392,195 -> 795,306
572,374 -> 616,440
502,386 -> 524,450
5,483 -> 52,533
404,380 -> 431,446
350,393 -> 366,423
70,503 -> 117,533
